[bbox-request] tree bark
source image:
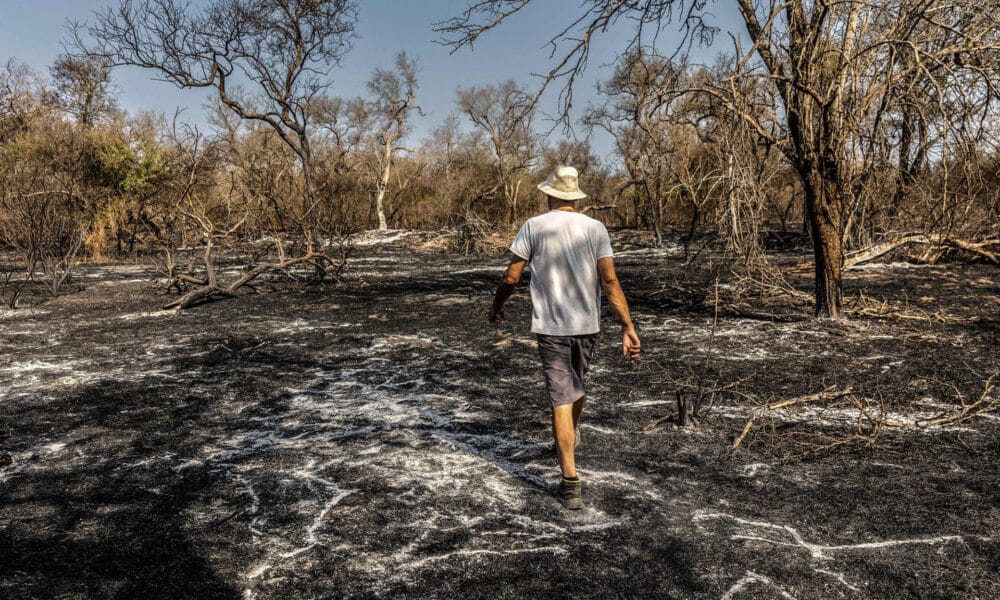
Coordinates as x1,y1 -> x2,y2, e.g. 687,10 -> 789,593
375,186 -> 388,230
375,139 -> 392,231
800,166 -> 845,319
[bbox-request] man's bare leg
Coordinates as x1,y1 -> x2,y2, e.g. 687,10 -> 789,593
551,403 -> 576,478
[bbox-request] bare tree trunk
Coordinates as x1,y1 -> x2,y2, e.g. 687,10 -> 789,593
375,140 -> 392,230
801,168 -> 844,318
298,135 -> 322,252
503,180 -> 516,224
511,177 -> 522,223
375,186 -> 388,230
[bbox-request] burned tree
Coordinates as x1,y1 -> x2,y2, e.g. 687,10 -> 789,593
585,50 -> 679,242
76,0 -> 358,308
0,62 -> 98,297
362,52 -> 420,231
440,0 -> 1000,318
456,80 -> 536,224
727,1 -> 1000,316
584,51 -> 736,247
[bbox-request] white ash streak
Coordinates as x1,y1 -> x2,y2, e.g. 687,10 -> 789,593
814,568 -> 862,592
114,452 -> 177,472
445,266 -> 505,276
741,463 -> 769,478
0,440 -> 73,483
721,570 -> 797,600
710,404 -> 986,432
365,510 -> 590,579
115,309 -> 178,320
242,482 -> 355,597
694,511 -> 965,560
174,431 -> 285,472
848,261 -> 935,271
400,545 -> 568,572
348,229 -> 416,246
0,308 -> 50,320
279,488 -> 355,560
615,244 -> 685,257
580,423 -> 616,434
0,359 -> 90,376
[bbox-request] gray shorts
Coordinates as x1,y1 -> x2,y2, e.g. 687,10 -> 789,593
536,333 -> 598,407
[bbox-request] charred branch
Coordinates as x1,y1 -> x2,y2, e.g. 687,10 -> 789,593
163,249 -> 346,310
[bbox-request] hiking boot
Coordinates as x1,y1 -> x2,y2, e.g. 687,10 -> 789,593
557,476 -> 583,510
574,426 -> 581,449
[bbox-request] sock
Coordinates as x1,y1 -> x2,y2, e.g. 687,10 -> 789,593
562,475 -> 580,482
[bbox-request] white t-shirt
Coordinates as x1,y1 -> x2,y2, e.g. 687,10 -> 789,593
509,210 -> 614,336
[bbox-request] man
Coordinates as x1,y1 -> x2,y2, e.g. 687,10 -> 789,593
488,165 -> 641,510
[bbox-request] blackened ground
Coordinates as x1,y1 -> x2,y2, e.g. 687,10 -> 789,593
1,231 -> 998,599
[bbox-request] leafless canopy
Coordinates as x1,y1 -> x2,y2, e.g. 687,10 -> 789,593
69,0 -> 360,308
457,80 -> 537,222
436,0 -> 717,120
75,0 -> 357,160
441,0 -> 1000,318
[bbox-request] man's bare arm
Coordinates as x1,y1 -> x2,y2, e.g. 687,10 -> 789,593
597,257 -> 641,361
489,255 -> 527,324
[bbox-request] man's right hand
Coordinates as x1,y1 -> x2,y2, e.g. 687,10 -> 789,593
622,327 -> 641,362
489,256 -> 526,327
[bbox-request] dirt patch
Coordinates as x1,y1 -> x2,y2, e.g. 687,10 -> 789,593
1,236 -> 998,599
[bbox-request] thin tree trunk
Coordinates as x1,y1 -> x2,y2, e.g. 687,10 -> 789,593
376,141 -> 393,231
375,186 -> 388,230
802,168 -> 844,319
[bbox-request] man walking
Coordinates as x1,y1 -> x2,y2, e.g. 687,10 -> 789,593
488,165 -> 641,510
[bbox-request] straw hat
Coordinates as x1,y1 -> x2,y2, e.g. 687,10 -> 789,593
537,165 -> 587,201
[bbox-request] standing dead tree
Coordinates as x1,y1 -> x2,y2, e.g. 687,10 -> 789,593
585,50 -> 680,244
76,0 -> 358,309
362,52 -> 420,231
456,80 -> 537,224
585,50 -> 739,248
440,0 -> 1000,318
723,0 -> 1000,317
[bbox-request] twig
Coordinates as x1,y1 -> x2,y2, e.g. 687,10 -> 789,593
733,386 -> 854,449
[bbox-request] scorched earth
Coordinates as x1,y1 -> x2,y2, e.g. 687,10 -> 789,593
1,231 -> 998,599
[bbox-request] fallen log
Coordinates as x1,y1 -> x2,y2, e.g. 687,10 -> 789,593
843,234 -> 999,269
163,250 -> 345,310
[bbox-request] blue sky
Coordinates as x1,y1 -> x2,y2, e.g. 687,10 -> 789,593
0,0 -> 745,160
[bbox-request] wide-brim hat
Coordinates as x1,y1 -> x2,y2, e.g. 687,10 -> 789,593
537,165 -> 587,201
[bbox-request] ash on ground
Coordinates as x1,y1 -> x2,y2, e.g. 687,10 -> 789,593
2,234 -> 998,599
